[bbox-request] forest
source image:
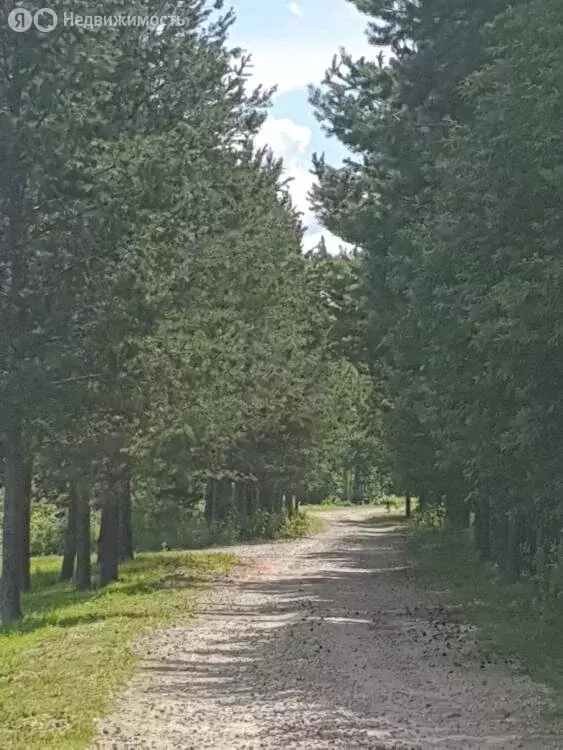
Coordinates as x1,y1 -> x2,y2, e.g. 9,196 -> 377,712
310,0 -> 563,598
1,0 -> 563,672
0,0 -> 387,625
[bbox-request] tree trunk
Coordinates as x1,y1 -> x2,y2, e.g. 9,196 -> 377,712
405,491 -> 412,519
527,512 -> 537,577
274,486 -> 284,514
288,494 -> 296,518
74,481 -> 92,591
60,485 -> 78,581
118,474 -> 133,563
474,494 -> 491,561
99,499 -> 119,587
0,428 -> 26,623
494,510 -> 509,569
359,478 -> 365,506
283,493 -> 291,517
445,496 -> 469,530
230,480 -> 237,516
343,468 -> 351,503
245,482 -> 255,519
418,492 -> 427,514
215,478 -> 228,521
2,80 -> 27,623
506,510 -> 522,582
20,460 -> 32,592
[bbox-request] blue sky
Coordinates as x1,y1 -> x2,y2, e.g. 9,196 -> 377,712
227,0 -> 375,252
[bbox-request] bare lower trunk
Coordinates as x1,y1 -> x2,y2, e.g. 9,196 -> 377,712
405,492 -> 412,520
245,483 -> 255,520
74,481 -> 92,591
2,79 -> 27,623
204,478 -> 217,524
1,428 -> 25,622
474,494 -> 491,561
118,474 -> 133,563
506,510 -> 523,582
445,496 -> 469,529
99,499 -> 119,587
418,492 -> 427,514
20,481 -> 31,592
288,494 -> 296,518
20,460 -> 32,592
60,485 -> 78,581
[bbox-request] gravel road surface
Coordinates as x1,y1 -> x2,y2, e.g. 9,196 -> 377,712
95,507 -> 560,749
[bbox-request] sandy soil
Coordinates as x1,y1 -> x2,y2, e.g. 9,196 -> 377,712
95,507 -> 560,749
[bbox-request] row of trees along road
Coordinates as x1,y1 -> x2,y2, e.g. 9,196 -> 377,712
0,2 -> 385,623
311,0 -> 563,594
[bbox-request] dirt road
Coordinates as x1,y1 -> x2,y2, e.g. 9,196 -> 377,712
95,508 -> 559,749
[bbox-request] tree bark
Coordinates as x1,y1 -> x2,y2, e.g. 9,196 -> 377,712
99,498 -> 119,587
204,478 -> 217,524
274,486 -> 284,514
405,491 -> 412,519
118,474 -> 133,563
215,478 -> 230,521
506,510 -> 522,582
2,74 -> 27,623
445,495 -> 469,529
418,492 -> 427,513
20,460 -> 32,592
245,482 -> 255,520
474,494 -> 491,561
0,428 -> 25,622
74,481 -> 92,591
60,485 -> 78,581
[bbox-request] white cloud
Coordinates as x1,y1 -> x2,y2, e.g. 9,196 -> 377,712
304,228 -> 353,255
255,117 -> 314,219
288,1 -> 305,18
256,116 -> 353,254
255,117 -> 311,160
246,41 -> 341,98
230,0 -> 379,98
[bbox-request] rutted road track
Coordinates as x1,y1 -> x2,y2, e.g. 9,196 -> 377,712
96,508 -> 559,749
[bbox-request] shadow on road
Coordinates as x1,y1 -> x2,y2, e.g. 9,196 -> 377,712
128,511 -> 557,749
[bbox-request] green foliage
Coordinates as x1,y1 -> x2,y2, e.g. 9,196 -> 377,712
408,505 -> 446,531
0,0 -> 388,624
310,0 -> 563,600
28,502 -> 64,557
278,510 -> 326,538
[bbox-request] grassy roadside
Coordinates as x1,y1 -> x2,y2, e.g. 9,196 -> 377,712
301,496 -> 411,514
0,551 -> 235,750
279,509 -> 326,535
408,527 -> 563,719
0,509 -> 323,749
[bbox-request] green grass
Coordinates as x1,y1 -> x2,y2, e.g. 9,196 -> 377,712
0,551 -> 236,749
278,509 -> 326,537
408,528 -> 563,719
301,500 -> 354,512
